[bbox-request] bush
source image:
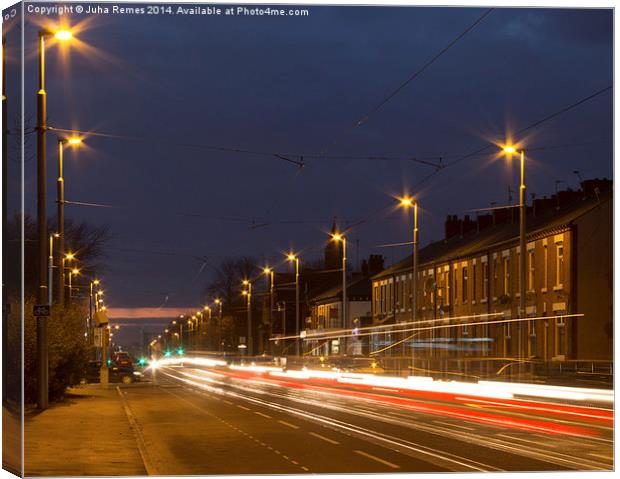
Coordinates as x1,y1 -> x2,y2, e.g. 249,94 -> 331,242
21,295 -> 91,404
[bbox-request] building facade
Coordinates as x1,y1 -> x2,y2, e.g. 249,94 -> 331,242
371,180 -> 612,367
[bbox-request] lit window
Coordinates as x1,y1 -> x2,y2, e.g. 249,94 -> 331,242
482,260 -> 489,301
555,242 -> 564,287
528,250 -> 535,290
472,264 -> 477,301
462,266 -> 468,302
543,245 -> 548,289
503,257 -> 510,295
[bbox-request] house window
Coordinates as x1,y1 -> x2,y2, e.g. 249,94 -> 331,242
528,250 -> 535,291
482,260 -> 489,300
543,245 -> 548,290
454,266 -> 458,303
493,257 -> 499,296
503,257 -> 510,295
445,269 -> 451,306
472,264 -> 477,301
462,266 -> 468,303
555,242 -> 564,287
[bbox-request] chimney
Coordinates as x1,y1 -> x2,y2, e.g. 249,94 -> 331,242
477,213 -> 493,232
462,215 -> 476,236
367,255 -> 384,275
444,215 -> 461,240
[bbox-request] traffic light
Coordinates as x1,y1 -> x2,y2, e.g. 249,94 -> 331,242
164,350 -> 172,358
176,347 -> 184,356
137,357 -> 147,367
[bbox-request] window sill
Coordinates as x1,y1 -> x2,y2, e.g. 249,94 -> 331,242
480,298 -> 488,304
553,285 -> 564,291
527,289 -> 536,294
471,300 -> 476,305
541,288 -> 548,293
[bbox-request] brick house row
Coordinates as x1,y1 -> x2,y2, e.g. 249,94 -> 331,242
370,179 -> 612,363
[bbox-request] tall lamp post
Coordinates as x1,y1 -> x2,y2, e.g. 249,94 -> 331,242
503,145 -> 526,364
287,253 -> 300,357
399,197 -> 418,371
36,27 -> 73,410
214,298 -> 223,352
263,267 -> 274,352
68,267 -> 79,304
330,233 -> 347,354
242,280 -> 252,356
56,136 -> 82,308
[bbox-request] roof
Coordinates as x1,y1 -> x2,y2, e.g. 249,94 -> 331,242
373,190 -> 611,280
309,275 -> 372,304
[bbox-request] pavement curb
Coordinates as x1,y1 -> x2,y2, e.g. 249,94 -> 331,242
117,386 -> 159,475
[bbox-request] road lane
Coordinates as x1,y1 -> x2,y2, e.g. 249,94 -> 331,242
153,365 -> 612,472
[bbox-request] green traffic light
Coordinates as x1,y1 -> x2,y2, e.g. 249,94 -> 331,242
164,350 -> 172,358
176,348 -> 184,356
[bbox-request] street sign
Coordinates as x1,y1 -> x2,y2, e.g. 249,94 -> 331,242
93,327 -> 103,348
33,305 -> 50,317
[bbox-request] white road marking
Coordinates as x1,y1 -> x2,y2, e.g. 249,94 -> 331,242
354,450 -> 400,469
254,411 -> 272,419
309,432 -> 340,445
237,405 -> 251,411
278,420 -> 300,429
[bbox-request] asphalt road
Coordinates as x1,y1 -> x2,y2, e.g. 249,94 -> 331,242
117,365 -> 613,475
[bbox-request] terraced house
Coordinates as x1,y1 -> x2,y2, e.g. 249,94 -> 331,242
371,179 -> 612,376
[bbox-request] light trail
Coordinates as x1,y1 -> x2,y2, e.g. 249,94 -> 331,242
159,367 -> 611,471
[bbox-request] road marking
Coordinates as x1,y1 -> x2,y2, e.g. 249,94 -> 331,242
237,405 -> 251,411
254,411 -> 272,419
308,432 -> 340,445
301,466 -> 309,471
354,450 -> 400,469
278,420 -> 300,429
434,420 -> 475,432
222,399 -> 234,405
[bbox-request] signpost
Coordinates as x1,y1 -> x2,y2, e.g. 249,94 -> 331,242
33,304 -> 50,317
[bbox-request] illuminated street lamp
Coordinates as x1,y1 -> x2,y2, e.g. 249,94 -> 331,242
286,253 -> 300,356
330,233 -> 347,331
89,279 -> 100,327
36,27 -> 74,409
502,144 -> 527,363
399,196 -> 419,371
67,267 -> 79,304
263,267 -> 275,348
214,298 -> 223,352
56,136 -> 83,307
242,280 -> 252,355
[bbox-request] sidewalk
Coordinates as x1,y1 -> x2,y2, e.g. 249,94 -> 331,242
24,384 -> 147,476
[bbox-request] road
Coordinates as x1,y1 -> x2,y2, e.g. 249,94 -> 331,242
117,363 -> 614,475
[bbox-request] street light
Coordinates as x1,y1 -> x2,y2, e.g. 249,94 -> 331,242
67,267 -> 79,303
263,267 -> 275,351
286,253 -> 300,356
399,196 -> 419,372
242,280 -> 252,355
36,27 -> 74,410
56,136 -> 82,307
330,233 -> 347,333
502,144 -> 526,364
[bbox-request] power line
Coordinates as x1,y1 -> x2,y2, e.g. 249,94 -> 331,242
321,8 -> 494,156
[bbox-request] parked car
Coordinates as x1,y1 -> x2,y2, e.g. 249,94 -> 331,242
112,351 -> 134,368
84,360 -> 141,384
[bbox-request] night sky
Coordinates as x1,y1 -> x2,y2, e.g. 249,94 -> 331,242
7,3 -> 613,344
